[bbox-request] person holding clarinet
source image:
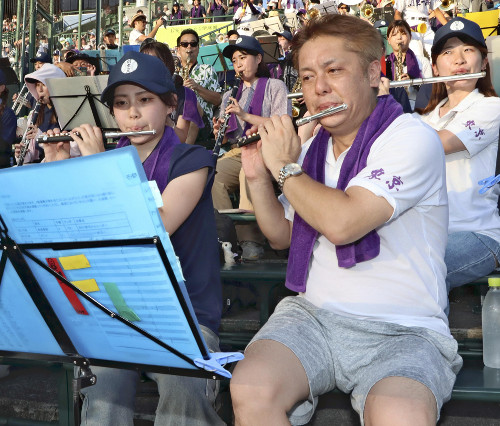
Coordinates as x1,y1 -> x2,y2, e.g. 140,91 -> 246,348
230,14 -> 462,425
212,35 -> 290,261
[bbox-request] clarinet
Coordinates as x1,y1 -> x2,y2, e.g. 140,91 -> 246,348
212,77 -> 241,158
17,101 -> 42,167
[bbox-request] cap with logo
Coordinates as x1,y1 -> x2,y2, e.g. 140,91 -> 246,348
222,35 -> 265,59
272,30 -> 293,41
104,28 -> 116,36
101,51 -> 175,105
30,51 -> 52,64
432,17 -> 486,55
374,20 -> 388,29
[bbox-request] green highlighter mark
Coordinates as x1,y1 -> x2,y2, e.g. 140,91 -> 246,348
103,282 -> 141,322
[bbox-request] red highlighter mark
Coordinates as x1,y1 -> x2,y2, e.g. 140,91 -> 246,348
46,258 -> 89,315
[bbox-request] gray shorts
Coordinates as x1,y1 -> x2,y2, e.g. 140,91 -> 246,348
248,296 -> 463,425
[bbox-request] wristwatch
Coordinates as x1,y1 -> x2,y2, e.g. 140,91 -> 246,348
278,163 -> 304,191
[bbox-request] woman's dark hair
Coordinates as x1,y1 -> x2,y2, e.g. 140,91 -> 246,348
234,49 -> 271,78
140,40 -> 175,74
35,103 -> 58,127
140,40 -> 184,88
416,34 -> 497,115
0,86 -> 8,119
387,19 -> 411,40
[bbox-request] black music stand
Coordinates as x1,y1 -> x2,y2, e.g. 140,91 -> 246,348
256,35 -> 281,65
0,147 -> 242,425
44,75 -> 119,133
373,5 -> 395,25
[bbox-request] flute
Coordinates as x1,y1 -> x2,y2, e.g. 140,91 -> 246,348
388,71 -> 486,88
36,130 -> 156,143
236,104 -> 348,148
286,72 -> 487,98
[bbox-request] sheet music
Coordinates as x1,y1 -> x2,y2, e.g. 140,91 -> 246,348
0,147 -> 209,370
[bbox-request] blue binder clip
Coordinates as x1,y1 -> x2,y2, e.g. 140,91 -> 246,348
478,175 -> 500,194
194,352 -> 244,378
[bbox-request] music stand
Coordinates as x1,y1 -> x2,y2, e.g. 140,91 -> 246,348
311,1 -> 339,15
373,6 -> 395,25
0,147 -> 242,425
198,43 -> 233,72
256,35 -> 281,65
45,75 -> 118,133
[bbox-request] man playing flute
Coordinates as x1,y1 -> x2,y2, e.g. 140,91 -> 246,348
230,14 -> 462,426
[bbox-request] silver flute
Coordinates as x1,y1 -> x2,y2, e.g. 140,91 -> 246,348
388,71 -> 486,88
236,104 -> 348,147
36,130 -> 156,143
287,72 -> 486,98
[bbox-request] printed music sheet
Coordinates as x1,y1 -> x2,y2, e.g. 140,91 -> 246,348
0,148 -> 211,372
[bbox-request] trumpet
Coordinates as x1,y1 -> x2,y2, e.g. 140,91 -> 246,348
235,104 -> 348,147
289,72 -> 487,97
12,84 -> 31,116
216,33 -> 227,43
439,0 -> 455,11
35,130 -> 157,144
360,4 -> 374,21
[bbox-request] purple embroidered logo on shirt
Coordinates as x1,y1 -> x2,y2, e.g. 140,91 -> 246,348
475,128 -> 485,139
367,168 -> 385,180
464,120 -> 475,130
386,176 -> 403,191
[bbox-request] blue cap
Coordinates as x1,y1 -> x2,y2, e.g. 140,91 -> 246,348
101,51 -> 175,105
30,51 -> 52,64
223,35 -> 265,59
273,30 -> 293,41
0,69 -> 6,85
432,17 -> 486,55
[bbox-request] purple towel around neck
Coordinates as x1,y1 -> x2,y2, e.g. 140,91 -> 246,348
285,95 -> 403,293
389,48 -> 422,80
183,87 -> 205,129
116,126 -> 181,191
226,77 -> 268,139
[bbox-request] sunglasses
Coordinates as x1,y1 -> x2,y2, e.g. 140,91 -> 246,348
179,41 -> 199,48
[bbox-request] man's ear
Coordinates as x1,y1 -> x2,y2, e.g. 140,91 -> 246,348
368,59 -> 381,88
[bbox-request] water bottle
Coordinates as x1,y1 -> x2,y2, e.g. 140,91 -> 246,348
482,278 -> 500,368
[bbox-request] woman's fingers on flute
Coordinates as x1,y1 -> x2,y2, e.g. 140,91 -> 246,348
71,124 -> 104,156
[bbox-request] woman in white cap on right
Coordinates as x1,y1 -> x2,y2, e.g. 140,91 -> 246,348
416,17 -> 500,299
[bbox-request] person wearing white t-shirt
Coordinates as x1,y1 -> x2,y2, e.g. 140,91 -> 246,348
279,0 -> 305,14
231,14 -> 461,426
128,12 -> 163,46
417,17 -> 500,294
233,0 -> 262,24
394,0 -> 448,59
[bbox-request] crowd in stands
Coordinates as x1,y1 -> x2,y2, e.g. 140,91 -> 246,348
0,3 -> 499,425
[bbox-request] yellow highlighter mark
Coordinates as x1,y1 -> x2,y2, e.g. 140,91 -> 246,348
71,279 -> 100,293
59,254 -> 91,270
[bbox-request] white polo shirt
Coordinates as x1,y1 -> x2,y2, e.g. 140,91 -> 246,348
280,113 -> 452,337
419,89 -> 500,243
394,0 -> 438,19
